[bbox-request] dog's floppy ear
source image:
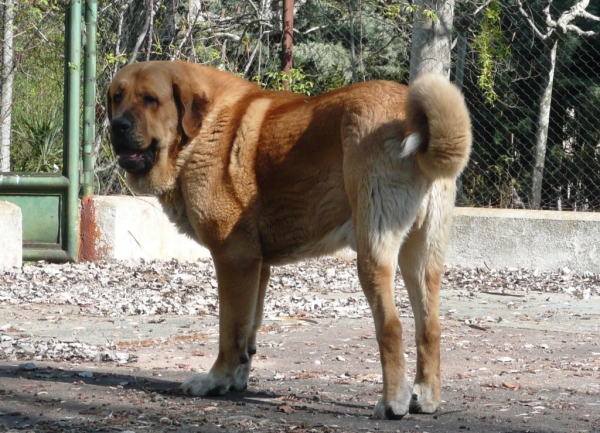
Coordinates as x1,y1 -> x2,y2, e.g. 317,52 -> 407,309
173,79 -> 209,138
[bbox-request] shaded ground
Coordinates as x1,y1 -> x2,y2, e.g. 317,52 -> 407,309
1,260 -> 599,432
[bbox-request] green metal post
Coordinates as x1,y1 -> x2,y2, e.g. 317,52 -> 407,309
82,0 -> 97,197
0,0 -> 83,263
62,0 -> 82,261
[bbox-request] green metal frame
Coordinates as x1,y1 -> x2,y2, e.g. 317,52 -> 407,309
82,0 -> 97,197
0,0 -> 97,262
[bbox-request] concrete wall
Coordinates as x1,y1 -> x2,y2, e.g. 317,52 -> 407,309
81,197 -> 600,272
80,196 -> 209,262
2,195 -> 600,272
0,201 -> 22,269
448,207 -> 600,272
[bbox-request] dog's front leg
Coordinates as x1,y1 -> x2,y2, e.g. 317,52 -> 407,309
182,257 -> 263,396
248,265 -> 270,357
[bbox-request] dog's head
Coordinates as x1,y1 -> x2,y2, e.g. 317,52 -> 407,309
107,61 -> 209,194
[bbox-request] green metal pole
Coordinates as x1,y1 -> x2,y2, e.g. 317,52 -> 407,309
82,0 -> 97,197
0,0 -> 83,263
63,0 -> 82,261
0,173 -> 69,190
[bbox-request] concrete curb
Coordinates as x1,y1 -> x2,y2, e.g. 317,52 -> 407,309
0,201 -> 22,269
2,195 -> 600,272
79,195 -> 209,262
448,207 -> 600,272
80,197 -> 600,272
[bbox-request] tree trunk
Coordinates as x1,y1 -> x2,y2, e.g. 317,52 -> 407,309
531,38 -> 558,209
0,0 -> 15,172
454,30 -> 467,90
281,0 -> 294,90
409,0 -> 455,84
348,3 -> 357,83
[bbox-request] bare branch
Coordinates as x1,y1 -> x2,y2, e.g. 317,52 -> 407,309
566,0 -> 600,23
454,0 -> 495,32
544,0 -> 558,29
171,7 -> 203,60
579,10 -> 600,22
515,0 -> 553,40
294,25 -> 328,35
146,0 -> 154,61
243,37 -> 262,77
129,6 -> 151,63
127,0 -> 164,64
114,1 -> 130,57
212,32 -> 242,41
246,0 -> 260,15
474,0 -> 495,15
565,24 -> 600,38
554,0 -> 600,37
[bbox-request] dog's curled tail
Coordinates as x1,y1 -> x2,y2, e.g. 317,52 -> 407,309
402,73 -> 472,180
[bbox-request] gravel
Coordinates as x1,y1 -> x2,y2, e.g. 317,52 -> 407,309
1,258 -> 598,317
1,258 -> 599,365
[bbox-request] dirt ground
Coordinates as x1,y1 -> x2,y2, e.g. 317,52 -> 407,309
1,261 -> 599,433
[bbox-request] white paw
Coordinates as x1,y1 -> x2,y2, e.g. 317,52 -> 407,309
409,383 -> 439,414
232,362 -> 251,391
181,372 -> 230,396
373,375 -> 412,420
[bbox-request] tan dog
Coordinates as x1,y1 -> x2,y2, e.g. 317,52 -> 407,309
107,60 -> 471,420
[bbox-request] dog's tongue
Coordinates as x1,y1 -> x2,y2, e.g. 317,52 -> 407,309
118,150 -> 145,160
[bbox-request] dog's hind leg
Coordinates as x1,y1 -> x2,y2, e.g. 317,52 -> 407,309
351,176 -> 427,420
357,237 -> 410,420
181,256 -> 262,396
398,178 -> 456,414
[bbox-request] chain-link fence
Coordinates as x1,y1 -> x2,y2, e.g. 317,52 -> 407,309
2,0 -> 599,210
456,1 -> 600,211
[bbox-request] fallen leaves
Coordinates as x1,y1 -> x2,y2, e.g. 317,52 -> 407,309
502,381 -> 522,391
278,404 -> 296,414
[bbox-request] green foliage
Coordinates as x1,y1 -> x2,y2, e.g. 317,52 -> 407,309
381,3 -> 402,19
105,52 -> 127,67
292,1 -> 410,90
255,68 -> 315,96
422,8 -> 440,23
472,0 -> 511,105
9,1 -> 66,173
293,42 -> 353,92
11,110 -> 63,173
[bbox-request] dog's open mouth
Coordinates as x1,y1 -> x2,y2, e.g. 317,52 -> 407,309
115,142 -> 157,173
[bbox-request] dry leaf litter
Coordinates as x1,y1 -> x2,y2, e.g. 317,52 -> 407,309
1,258 -> 598,366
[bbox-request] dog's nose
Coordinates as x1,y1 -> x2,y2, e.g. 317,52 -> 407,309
111,117 -> 132,133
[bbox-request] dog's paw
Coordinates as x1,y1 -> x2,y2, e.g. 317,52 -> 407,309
373,379 -> 412,420
373,396 -> 410,420
231,363 -> 251,392
409,383 -> 439,414
181,373 -> 231,396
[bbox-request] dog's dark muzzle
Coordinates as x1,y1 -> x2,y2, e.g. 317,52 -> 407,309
110,116 -> 157,173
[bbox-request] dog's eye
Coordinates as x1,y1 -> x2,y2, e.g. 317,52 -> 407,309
113,94 -> 122,105
144,95 -> 158,105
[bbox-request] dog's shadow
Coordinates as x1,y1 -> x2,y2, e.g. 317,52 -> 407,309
0,363 -> 374,424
